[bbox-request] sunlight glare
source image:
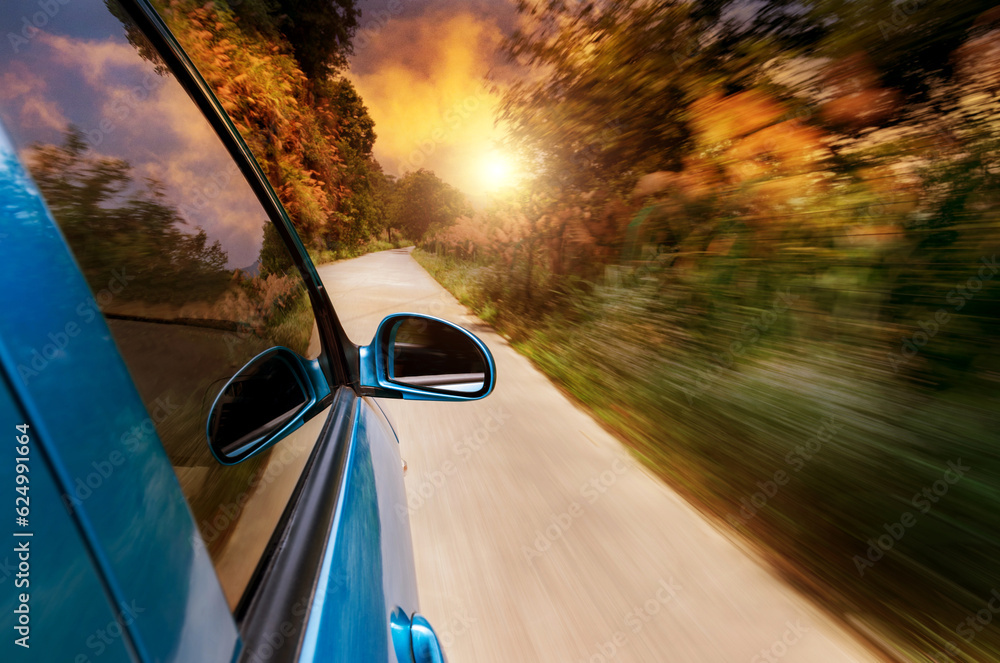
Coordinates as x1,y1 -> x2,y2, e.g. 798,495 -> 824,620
480,151 -> 518,191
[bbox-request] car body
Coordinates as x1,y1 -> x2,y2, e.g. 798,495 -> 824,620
0,1 -> 493,660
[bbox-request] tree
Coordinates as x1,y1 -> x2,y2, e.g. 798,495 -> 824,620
321,78 -> 376,157
389,170 -> 470,240
314,77 -> 385,246
26,129 -> 230,304
498,0 -> 823,196
271,0 -> 360,79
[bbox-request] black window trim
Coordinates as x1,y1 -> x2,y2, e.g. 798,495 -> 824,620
120,0 -> 361,393
234,387 -> 358,662
112,2 -> 371,659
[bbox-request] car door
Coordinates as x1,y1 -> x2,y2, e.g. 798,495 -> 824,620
0,0 -> 472,660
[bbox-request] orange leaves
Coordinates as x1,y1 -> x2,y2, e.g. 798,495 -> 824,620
684,88 -> 831,218
728,120 -> 827,177
819,54 -> 901,129
155,0 -> 355,247
690,90 -> 785,146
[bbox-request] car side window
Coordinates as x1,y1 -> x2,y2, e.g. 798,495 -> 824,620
0,0 -> 329,608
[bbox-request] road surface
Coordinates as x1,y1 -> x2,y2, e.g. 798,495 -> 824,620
318,248 -> 882,663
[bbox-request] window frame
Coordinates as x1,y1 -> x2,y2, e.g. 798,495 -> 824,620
118,0 -> 360,395
109,1 -> 369,656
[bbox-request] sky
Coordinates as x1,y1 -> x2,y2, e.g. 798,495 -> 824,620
347,0 -> 520,201
0,12 -> 268,269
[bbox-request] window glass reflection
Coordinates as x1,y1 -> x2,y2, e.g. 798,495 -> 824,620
0,0 -> 323,608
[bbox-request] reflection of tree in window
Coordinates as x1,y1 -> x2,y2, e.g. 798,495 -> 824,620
26,128 -> 231,306
22,128 -> 316,563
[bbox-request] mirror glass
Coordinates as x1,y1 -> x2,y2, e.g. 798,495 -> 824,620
208,350 -> 311,463
386,318 -> 487,395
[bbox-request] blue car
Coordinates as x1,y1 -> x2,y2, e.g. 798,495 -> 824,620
0,1 -> 495,660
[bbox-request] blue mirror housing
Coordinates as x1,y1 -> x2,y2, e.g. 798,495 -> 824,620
359,314 -> 497,402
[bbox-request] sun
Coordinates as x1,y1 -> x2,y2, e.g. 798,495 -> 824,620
480,151 -> 519,191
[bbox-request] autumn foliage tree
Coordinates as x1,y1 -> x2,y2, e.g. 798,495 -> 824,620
154,0 -> 385,253
420,3 -> 1000,659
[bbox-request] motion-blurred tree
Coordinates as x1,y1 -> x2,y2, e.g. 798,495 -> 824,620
499,0 -> 823,195
26,128 -> 230,303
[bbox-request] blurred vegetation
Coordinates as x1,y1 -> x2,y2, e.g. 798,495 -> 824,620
418,1 -> 1000,660
27,129 -> 231,305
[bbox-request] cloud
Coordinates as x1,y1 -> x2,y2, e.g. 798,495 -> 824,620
4,32 -> 266,268
0,64 -> 68,133
348,4 -> 516,199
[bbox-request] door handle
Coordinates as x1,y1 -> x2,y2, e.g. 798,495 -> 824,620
410,613 -> 448,663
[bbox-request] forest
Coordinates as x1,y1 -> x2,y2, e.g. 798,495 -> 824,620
416,2 -> 1000,661
151,0 -> 467,261
158,0 -> 1000,660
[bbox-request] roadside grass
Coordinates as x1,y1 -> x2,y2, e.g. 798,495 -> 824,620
414,248 -> 1000,663
308,237 -> 413,266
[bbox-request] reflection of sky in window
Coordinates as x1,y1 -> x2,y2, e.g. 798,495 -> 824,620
0,1 -> 265,269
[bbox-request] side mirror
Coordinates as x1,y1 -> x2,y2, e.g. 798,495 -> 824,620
206,347 -> 326,465
360,314 -> 496,401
